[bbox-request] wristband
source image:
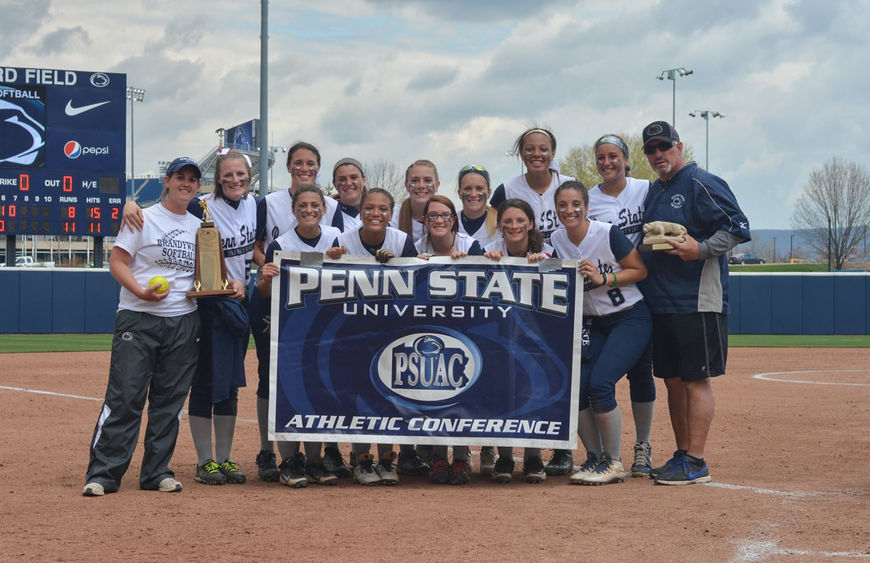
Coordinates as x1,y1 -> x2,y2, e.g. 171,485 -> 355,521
610,271 -> 618,288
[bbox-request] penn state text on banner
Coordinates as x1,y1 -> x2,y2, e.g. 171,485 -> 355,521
268,253 -> 582,449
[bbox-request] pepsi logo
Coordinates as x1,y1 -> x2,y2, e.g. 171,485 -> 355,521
371,330 -> 482,403
64,140 -> 82,159
63,140 -> 110,159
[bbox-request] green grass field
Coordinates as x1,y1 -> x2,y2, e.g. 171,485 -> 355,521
0,333 -> 867,353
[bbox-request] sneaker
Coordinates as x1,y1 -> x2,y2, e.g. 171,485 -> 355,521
578,455 -> 625,486
256,450 -> 280,482
654,454 -> 711,485
478,447 -> 496,476
523,455 -> 546,484
323,447 -> 352,478
353,454 -> 381,486
397,451 -> 430,476
218,460 -> 246,484
376,452 -> 399,486
305,458 -> 338,486
195,459 -> 227,485
544,449 -> 574,476
158,477 -> 183,492
449,460 -> 470,485
82,482 -> 105,497
491,457 -> 515,484
630,441 -> 652,477
650,449 -> 686,479
569,452 -> 602,484
429,458 -> 451,484
278,453 -> 308,488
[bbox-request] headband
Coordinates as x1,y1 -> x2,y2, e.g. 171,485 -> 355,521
217,147 -> 252,167
594,135 -> 629,158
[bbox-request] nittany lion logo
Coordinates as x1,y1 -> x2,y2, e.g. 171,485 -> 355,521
372,330 -> 482,403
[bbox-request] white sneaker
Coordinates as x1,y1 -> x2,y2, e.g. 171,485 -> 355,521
375,452 -> 399,486
579,456 -> 625,486
82,482 -> 105,497
353,454 -> 382,486
569,452 -> 601,484
158,477 -> 183,492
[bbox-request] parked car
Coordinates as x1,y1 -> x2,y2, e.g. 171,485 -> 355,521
15,256 -> 35,267
729,253 -> 766,265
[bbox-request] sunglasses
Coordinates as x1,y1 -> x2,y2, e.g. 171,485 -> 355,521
460,164 -> 488,174
643,141 -> 675,155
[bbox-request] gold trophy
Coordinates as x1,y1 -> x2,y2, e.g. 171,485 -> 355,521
638,221 -> 688,252
186,200 -> 235,298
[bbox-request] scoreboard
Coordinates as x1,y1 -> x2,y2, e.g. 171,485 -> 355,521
0,66 -> 126,236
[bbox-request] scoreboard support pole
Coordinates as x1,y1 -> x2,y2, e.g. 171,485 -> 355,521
94,237 -> 104,268
5,236 -> 14,266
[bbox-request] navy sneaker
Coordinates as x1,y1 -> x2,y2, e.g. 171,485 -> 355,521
491,456 -> 515,484
649,449 -> 686,479
256,450 -> 279,482
654,454 -> 711,485
523,455 -> 546,483
544,449 -> 574,476
397,451 -> 430,476
323,447 -> 352,478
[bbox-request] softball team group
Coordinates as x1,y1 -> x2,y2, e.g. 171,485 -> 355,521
82,121 -> 748,496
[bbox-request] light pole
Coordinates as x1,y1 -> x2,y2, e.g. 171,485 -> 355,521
790,233 -> 795,262
126,87 -> 146,200
772,236 -> 776,263
688,110 -> 724,170
657,67 -> 693,128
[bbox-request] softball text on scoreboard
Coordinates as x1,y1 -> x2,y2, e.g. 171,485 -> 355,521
0,66 -> 126,236
268,254 -> 582,449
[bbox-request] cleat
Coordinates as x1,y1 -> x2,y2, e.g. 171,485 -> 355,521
569,452 -> 602,484
523,455 -> 546,484
397,451 -> 430,476
218,460 -> 246,484
631,441 -> 652,478
429,458 -> 451,484
449,460 -> 470,485
650,449 -> 686,479
279,453 -> 308,488
655,454 -> 711,485
158,477 -> 183,492
545,449 -> 574,476
478,447 -> 496,476
578,455 -> 625,486
256,450 -> 280,482
305,458 -> 338,486
353,454 -> 381,486
376,452 -> 399,486
323,447 -> 352,478
195,459 -> 227,485
492,457 -> 515,484
82,482 -> 105,497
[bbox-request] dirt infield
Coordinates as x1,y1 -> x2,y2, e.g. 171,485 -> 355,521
1,348 -> 868,561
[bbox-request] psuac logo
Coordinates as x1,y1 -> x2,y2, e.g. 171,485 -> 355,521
371,330 -> 482,403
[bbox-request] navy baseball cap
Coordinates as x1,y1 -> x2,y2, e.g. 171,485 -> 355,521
165,157 -> 202,179
642,121 -> 680,146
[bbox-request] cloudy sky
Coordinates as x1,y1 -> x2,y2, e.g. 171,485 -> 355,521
3,0 -> 868,228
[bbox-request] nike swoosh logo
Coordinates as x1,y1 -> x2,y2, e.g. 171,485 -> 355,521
65,100 -> 110,116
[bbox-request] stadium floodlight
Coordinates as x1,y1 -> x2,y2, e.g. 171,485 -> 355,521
656,67 -> 693,127
689,110 -> 725,170
126,87 -> 146,199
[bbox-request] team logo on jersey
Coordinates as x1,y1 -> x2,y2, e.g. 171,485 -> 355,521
371,330 -> 481,403
89,73 -> 110,88
64,140 -> 82,159
670,194 -> 686,209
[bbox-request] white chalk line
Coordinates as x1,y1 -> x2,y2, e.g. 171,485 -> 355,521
732,540 -> 870,561
0,384 -> 258,424
753,369 -> 870,387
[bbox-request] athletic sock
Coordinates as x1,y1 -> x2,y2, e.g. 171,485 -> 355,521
452,446 -> 469,462
376,444 -> 394,459
577,407 -> 603,455
433,445 -> 449,460
594,407 -> 623,460
497,446 -> 513,461
188,415 -> 213,464
304,441 -> 322,460
632,400 -> 655,444
213,415 -> 236,463
256,396 -> 271,452
277,440 -> 299,462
